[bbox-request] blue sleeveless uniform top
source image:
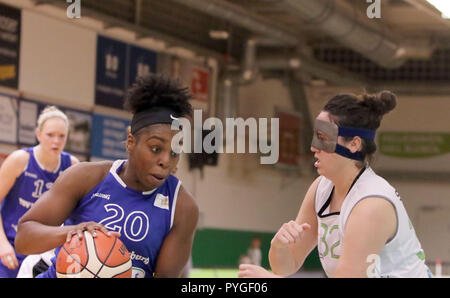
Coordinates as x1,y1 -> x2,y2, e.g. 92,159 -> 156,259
42,160 -> 181,278
1,147 -> 72,262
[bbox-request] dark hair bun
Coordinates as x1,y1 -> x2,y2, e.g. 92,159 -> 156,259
362,90 -> 397,116
124,74 -> 193,117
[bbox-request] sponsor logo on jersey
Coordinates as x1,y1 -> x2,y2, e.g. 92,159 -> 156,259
19,197 -> 34,209
91,192 -> 111,200
130,251 -> 150,265
154,193 -> 169,210
24,171 -> 38,179
132,267 -> 146,278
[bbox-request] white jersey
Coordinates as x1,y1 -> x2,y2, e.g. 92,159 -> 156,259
17,250 -> 55,278
315,167 -> 431,278
247,248 -> 262,266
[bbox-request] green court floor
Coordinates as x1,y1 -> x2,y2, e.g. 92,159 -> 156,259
189,268 -> 240,278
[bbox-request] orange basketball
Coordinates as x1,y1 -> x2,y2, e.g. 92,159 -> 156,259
56,230 -> 132,278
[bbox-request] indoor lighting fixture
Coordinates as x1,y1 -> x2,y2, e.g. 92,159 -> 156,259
209,30 -> 229,40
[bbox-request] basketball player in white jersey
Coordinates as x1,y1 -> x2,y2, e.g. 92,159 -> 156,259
239,91 -> 432,278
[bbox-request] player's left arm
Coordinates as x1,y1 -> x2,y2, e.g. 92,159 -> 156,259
333,197 -> 397,278
154,185 -> 199,278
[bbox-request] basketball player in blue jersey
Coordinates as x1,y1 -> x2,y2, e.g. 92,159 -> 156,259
15,74 -> 199,278
239,91 -> 431,278
0,106 -> 79,278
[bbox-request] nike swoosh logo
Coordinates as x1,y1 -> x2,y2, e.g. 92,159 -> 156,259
170,114 -> 179,120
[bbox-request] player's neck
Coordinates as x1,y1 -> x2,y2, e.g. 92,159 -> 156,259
34,145 -> 60,172
331,165 -> 361,200
119,161 -> 156,193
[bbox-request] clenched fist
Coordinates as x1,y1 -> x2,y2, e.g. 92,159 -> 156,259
271,221 -> 311,249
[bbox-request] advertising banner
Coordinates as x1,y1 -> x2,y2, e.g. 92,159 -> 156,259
95,35 -> 128,109
91,113 -> 130,160
0,94 -> 17,143
0,3 -> 20,88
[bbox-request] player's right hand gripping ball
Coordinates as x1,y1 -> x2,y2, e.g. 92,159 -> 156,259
56,230 -> 132,278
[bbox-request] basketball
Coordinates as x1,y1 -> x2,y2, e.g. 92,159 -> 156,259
56,230 -> 132,278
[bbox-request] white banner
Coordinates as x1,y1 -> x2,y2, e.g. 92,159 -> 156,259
0,94 -> 17,143
18,100 -> 38,145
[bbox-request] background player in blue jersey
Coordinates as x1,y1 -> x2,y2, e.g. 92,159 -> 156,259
0,106 -> 79,278
15,74 -> 199,278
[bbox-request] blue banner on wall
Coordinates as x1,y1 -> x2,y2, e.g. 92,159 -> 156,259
0,3 -> 21,89
128,44 -> 157,88
95,35 -> 128,109
95,36 -> 158,110
91,113 -> 130,160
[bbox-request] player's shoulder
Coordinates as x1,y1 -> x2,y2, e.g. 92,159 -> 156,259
305,175 -> 323,201
61,160 -> 113,184
0,149 -> 30,176
172,184 -> 199,232
178,184 -> 196,205
45,161 -> 115,202
176,185 -> 199,218
7,148 -> 31,162
58,150 -> 80,166
73,160 -> 113,173
354,167 -> 395,197
69,154 -> 80,165
311,175 -> 323,189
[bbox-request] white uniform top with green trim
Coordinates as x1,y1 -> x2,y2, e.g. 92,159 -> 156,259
315,167 -> 431,278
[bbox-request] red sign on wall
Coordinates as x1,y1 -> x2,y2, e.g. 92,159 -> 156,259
191,67 -> 209,103
276,109 -> 302,167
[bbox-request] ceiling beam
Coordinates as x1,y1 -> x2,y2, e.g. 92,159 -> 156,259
31,0 -> 226,61
403,0 -> 450,29
170,0 -> 300,47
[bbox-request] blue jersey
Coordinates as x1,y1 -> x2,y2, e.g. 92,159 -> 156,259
41,160 -> 181,278
1,147 -> 72,262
